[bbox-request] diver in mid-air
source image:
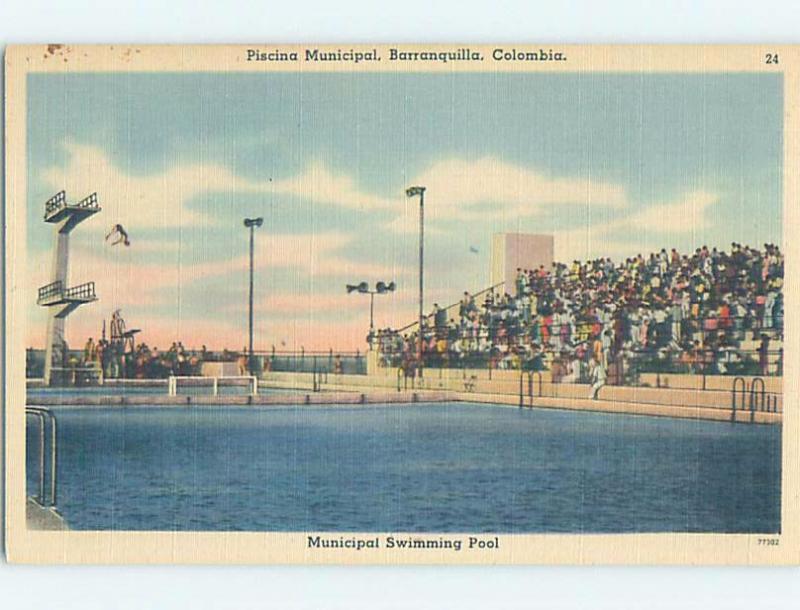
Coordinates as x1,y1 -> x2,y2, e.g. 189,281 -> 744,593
105,224 -> 130,247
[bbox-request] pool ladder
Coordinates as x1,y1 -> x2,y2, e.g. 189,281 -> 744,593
26,406 -> 58,508
519,371 -> 543,408
312,368 -> 328,392
731,376 -> 779,423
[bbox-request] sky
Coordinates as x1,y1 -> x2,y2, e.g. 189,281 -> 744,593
25,72 -> 783,351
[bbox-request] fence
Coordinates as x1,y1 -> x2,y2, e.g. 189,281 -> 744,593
379,344 -> 782,380
26,347 -> 368,380
261,351 -> 366,375
394,282 -> 506,335
376,313 -> 784,378
168,375 -> 258,396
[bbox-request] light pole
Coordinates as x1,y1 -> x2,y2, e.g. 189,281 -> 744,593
243,217 -> 263,374
405,185 -> 426,376
346,280 -> 396,347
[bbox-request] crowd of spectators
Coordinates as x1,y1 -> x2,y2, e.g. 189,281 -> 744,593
26,342 -> 363,380
375,242 -> 784,380
78,339 -> 207,379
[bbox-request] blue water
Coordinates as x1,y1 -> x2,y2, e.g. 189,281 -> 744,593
26,403 -> 781,533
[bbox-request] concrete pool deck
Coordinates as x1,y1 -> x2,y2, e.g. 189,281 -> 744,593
28,388 -> 453,407
26,498 -> 69,530
27,372 -> 781,424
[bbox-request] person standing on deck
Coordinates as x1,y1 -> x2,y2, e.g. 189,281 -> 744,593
758,334 -> 771,376
589,357 -> 607,400
83,337 -> 95,365
237,348 -> 248,376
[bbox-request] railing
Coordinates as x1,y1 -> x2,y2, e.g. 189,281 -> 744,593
376,309 -> 784,379
394,282 -> 506,335
529,371 -> 542,402
377,345 -> 782,381
25,407 -> 58,507
731,377 -> 746,422
749,378 -> 766,423
730,376 -> 778,423
44,190 -> 66,219
263,351 -> 366,375
410,314 -> 782,347
74,192 -> 99,211
37,280 -> 96,304
44,191 -> 99,220
25,348 -> 367,380
312,368 -> 328,392
64,281 -> 96,301
168,375 -> 258,397
37,280 -> 64,303
519,370 -> 543,408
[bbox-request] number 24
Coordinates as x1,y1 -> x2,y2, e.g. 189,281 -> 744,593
765,53 -> 779,65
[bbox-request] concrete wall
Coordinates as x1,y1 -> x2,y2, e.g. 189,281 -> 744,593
491,233 -> 555,292
262,369 -> 783,414
201,362 -> 240,377
638,372 -> 782,394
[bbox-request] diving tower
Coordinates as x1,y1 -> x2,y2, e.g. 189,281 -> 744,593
38,191 -> 101,386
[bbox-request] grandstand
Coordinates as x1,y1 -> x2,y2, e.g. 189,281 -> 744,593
374,241 -> 784,383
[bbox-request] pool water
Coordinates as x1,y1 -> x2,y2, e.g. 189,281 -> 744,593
26,403 -> 782,533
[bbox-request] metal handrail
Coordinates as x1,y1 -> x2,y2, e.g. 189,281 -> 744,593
314,368 -> 328,392
37,280 -> 64,302
44,190 -> 66,218
749,377 -> 766,423
519,370 -> 543,408
530,371 -> 543,400
168,375 -> 258,396
25,407 -> 58,507
374,344 -> 784,379
37,280 -> 96,303
44,191 -> 99,219
395,281 -> 506,334
75,192 -> 99,210
63,281 -> 96,301
731,377 -> 746,422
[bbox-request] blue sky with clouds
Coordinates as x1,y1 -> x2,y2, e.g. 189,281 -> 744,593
26,72 -> 783,350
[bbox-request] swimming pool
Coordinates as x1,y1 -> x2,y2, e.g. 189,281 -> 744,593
26,402 -> 781,533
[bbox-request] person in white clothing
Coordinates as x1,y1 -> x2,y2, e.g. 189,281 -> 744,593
589,357 -> 607,400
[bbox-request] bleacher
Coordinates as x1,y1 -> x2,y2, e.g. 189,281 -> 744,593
375,242 -> 784,381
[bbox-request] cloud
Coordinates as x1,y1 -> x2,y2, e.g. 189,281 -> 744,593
410,157 -> 628,219
42,143 -> 398,238
271,162 -> 395,211
257,232 -> 402,279
553,190 -> 720,261
44,145 -> 632,243
26,231 -> 408,326
384,208 -> 447,236
618,189 -> 718,233
42,141 -> 248,230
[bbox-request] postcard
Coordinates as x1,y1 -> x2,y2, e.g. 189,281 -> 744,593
4,44 -> 799,564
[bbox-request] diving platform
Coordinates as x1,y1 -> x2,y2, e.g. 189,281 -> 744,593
39,190 -> 101,386
37,280 -> 97,308
44,190 -> 100,227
